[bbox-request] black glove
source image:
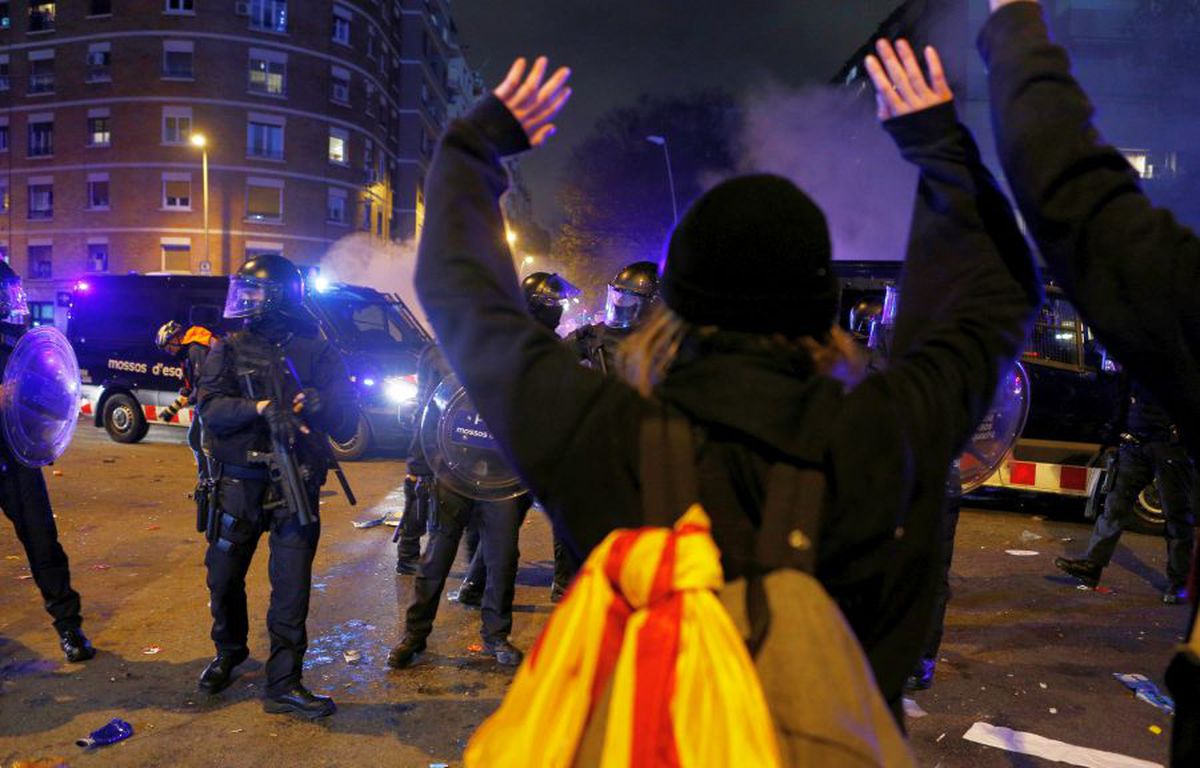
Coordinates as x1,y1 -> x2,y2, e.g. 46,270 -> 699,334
262,401 -> 297,443
295,387 -> 323,418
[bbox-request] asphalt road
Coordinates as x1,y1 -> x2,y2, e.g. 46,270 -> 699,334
1,424 -> 1188,766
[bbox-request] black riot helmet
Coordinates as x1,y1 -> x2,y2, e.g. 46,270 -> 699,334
521,271 -> 581,331
223,254 -> 305,320
0,260 -> 31,328
605,261 -> 659,330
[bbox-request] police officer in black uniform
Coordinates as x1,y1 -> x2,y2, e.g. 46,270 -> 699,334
570,261 -> 659,375
395,345 -> 446,576
196,255 -> 356,718
1056,378 -> 1196,602
0,262 -> 94,663
388,272 -> 577,667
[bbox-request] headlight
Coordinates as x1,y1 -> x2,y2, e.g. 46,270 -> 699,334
385,376 -> 419,404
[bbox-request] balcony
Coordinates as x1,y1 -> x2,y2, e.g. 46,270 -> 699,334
28,72 -> 54,94
29,9 -> 55,33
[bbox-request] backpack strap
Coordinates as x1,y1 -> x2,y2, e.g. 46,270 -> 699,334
639,402 -> 701,528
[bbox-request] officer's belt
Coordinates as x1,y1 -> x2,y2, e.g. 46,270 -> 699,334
222,463 -> 272,481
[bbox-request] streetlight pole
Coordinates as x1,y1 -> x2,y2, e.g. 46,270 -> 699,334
191,133 -> 211,273
646,135 -> 678,225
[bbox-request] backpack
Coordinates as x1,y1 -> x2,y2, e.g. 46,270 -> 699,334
464,408 -> 913,767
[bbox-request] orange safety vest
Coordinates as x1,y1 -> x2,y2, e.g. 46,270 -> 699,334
180,326 -> 214,348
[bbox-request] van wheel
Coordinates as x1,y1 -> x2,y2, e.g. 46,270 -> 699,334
103,393 -> 149,444
1132,481 -> 1167,536
329,412 -> 371,461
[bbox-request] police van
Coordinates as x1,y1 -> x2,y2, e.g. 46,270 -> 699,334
68,274 -> 429,460
833,263 -> 1160,532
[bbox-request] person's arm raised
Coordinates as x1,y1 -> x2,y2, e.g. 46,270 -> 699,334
414,57 -> 645,554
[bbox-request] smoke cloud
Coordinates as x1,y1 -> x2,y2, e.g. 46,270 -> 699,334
317,233 -> 431,335
732,82 -> 917,262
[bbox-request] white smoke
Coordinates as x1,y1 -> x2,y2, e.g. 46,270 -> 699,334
734,82 -> 918,262
318,233 -> 431,336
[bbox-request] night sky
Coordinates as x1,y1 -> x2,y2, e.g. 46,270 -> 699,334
453,0 -> 906,226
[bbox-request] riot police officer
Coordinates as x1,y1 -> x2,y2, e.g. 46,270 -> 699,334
569,261 -> 659,375
1056,378 -> 1196,602
155,320 -> 216,500
0,261 -> 94,663
197,255 -> 356,718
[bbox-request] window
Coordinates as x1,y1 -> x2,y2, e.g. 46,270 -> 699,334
366,83 -> 377,116
0,180 -> 8,213
248,49 -> 287,96
331,66 -> 351,104
29,1 -> 54,33
1,3 -> 9,30
28,52 -> 55,95
162,107 -> 192,144
164,0 -> 193,13
30,302 -> 55,326
249,0 -> 287,33
363,139 -> 375,183
163,41 -> 194,79
90,0 -> 112,15
246,179 -> 283,222
87,242 -> 109,272
0,56 -> 9,92
86,43 -> 111,83
0,119 -> 7,152
327,188 -> 347,224
28,182 -> 53,220
247,115 -> 285,160
27,117 -> 54,158
161,241 -> 191,272
162,173 -> 191,210
87,110 -> 110,147
332,5 -> 351,45
328,127 -> 348,164
86,173 -> 110,209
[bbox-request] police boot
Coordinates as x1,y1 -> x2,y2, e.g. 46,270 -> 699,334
1163,584 -> 1189,605
395,558 -> 419,576
485,639 -> 524,667
263,684 -> 337,719
904,658 -> 936,691
1053,556 -> 1102,589
59,628 -> 96,664
198,649 -> 249,694
449,581 -> 483,608
386,635 -> 427,669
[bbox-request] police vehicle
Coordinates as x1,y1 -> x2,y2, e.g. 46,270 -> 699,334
833,262 -> 1161,533
68,274 -> 429,460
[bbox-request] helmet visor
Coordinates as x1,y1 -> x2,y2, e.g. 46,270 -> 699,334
604,286 -> 646,329
1,280 -> 30,326
224,276 -> 270,319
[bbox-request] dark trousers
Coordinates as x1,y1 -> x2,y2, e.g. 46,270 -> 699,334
397,475 -> 429,564
404,486 -> 525,644
205,476 -> 320,695
553,533 -> 579,592
2,462 -> 82,634
920,491 -> 962,662
187,419 -> 210,481
1086,441 -> 1195,587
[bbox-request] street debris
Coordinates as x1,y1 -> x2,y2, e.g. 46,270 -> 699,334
902,698 -> 927,719
16,574 -> 33,581
4,554 -> 19,560
1061,537 -> 1075,543
342,649 -> 362,665
142,647 -> 162,655
963,722 -> 1163,767
230,729 -> 245,734
11,759 -> 69,768
352,516 -> 386,529
1114,673 -> 1175,715
1149,725 -> 1163,735
90,564 -> 112,571
936,733 -> 946,743
146,525 -> 160,531
467,643 -> 484,653
1020,530 -> 1043,542
1004,550 -> 1040,557
1049,708 -> 1057,714
76,718 -> 134,749
52,470 -> 64,477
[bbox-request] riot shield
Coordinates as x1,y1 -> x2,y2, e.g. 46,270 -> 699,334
959,361 -> 1031,493
418,374 -> 524,501
2,326 -> 82,468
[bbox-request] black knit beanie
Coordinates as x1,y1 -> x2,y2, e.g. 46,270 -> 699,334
661,174 -> 837,338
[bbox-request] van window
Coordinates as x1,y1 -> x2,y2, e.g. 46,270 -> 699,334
319,296 -> 410,348
190,303 -> 222,329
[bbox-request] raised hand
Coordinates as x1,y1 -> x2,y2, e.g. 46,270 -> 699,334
493,57 -> 572,147
864,39 -> 953,122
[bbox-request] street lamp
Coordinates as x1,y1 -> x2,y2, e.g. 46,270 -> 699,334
646,135 -> 678,225
190,133 -> 211,274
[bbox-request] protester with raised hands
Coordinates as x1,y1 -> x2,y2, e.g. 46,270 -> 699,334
979,2 -> 1200,763
413,45 -> 1038,752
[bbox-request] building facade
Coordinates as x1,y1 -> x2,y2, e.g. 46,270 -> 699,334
0,0 -> 463,327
